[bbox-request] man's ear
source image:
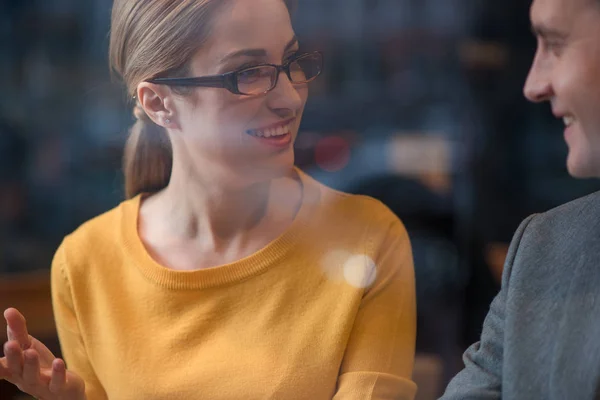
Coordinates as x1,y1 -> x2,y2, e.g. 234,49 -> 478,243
136,82 -> 176,128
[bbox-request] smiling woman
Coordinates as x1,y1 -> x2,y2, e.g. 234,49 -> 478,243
0,1 -> 417,399
112,0 -> 303,199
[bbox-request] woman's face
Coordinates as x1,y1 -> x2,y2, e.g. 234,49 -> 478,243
170,0 -> 308,187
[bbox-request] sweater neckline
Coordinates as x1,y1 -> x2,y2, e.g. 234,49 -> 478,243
121,168 -> 320,290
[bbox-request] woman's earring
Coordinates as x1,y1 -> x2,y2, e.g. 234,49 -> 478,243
164,118 -> 171,125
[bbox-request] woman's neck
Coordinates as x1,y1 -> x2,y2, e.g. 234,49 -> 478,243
139,161 -> 302,256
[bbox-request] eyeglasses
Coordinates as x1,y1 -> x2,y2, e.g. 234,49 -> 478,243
146,51 -> 323,96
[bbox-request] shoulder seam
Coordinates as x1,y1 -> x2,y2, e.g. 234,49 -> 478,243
503,213 -> 538,288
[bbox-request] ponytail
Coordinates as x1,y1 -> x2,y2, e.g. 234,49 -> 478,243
123,105 -> 172,199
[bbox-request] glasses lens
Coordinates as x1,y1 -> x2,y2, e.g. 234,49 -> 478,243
289,53 -> 322,83
236,66 -> 276,95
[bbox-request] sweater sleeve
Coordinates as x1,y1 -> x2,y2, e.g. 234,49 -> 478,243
51,240 -> 108,400
333,218 -> 417,400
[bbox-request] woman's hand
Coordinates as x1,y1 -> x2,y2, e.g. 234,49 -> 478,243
0,308 -> 86,400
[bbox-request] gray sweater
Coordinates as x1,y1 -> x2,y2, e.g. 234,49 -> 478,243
441,191 -> 600,399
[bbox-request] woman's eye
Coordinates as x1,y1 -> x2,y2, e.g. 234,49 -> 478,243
237,67 -> 273,84
238,68 -> 261,81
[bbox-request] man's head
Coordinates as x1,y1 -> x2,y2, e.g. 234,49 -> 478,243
524,0 -> 600,178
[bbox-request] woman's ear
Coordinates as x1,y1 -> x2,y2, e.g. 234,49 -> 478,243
136,82 -> 176,128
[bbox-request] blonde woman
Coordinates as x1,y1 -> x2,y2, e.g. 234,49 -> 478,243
0,0 -> 417,399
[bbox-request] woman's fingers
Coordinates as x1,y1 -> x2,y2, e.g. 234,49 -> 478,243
0,357 -> 10,379
0,324 -> 82,399
0,342 -> 77,400
22,349 -> 41,385
48,358 -> 66,394
4,309 -> 55,368
29,336 -> 57,366
4,341 -> 23,377
4,308 -> 32,350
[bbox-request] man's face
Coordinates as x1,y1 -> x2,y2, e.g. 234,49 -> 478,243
524,0 -> 600,178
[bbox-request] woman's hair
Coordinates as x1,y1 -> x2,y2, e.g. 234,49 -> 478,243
109,0 -> 297,199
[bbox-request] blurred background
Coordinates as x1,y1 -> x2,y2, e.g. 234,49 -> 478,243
2,0 -> 600,399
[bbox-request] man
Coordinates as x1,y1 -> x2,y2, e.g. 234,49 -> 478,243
441,0 -> 600,398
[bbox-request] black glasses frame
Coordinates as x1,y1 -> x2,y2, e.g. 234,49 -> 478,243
146,51 -> 323,96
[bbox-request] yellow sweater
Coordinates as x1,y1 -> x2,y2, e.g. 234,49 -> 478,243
51,170 -> 417,400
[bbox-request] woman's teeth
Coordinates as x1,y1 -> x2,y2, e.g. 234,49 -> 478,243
248,124 -> 291,138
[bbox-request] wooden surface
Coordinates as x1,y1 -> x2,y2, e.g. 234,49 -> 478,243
413,353 -> 443,400
0,270 -> 57,342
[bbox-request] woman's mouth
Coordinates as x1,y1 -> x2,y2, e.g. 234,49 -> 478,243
246,119 -> 295,138
245,119 -> 295,149
246,123 -> 291,138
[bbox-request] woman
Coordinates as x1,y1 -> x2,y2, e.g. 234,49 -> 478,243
0,0 -> 417,398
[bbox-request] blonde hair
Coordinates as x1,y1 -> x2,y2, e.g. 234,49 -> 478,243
109,0 -> 296,199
